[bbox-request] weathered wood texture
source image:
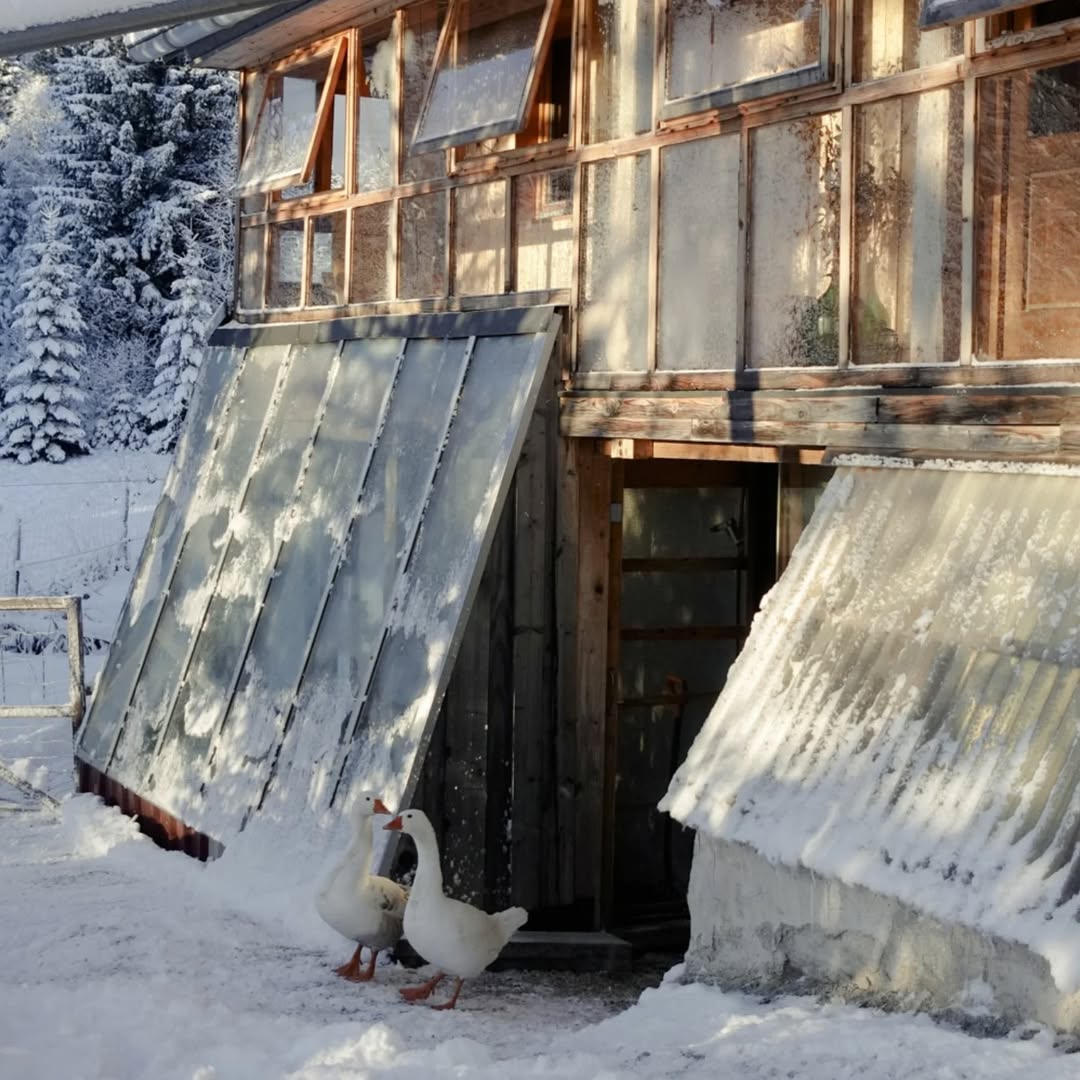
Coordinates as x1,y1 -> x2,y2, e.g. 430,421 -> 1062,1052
562,388 -> 1080,460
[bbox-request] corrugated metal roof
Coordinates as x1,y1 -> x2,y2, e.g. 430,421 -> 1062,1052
664,463 -> 1080,989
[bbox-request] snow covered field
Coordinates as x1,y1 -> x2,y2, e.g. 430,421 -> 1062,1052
3,451 -> 1080,1077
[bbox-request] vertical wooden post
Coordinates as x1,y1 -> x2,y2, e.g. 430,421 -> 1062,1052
66,596 -> 85,733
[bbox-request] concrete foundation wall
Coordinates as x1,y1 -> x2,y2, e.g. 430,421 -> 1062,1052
686,833 -> 1080,1033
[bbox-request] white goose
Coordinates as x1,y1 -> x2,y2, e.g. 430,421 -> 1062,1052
384,808 -> 527,1010
315,793 -> 408,982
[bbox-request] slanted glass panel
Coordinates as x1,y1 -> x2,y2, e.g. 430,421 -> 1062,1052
665,0 -> 826,119
107,345 -> 289,786
236,47 -> 341,196
77,347 -> 239,770
411,0 -> 559,154
338,328 -> 555,815
987,1 -> 1080,38
402,0 -> 449,183
260,338 -> 468,814
454,181 -> 508,296
748,113 -> 842,368
921,0 -> 1057,29
515,170 -> 573,291
198,338 -> 402,832
658,135 -> 740,371
976,62 -> 1080,360
267,220 -> 304,309
358,21 -> 396,193
854,0 -> 963,81
310,214 -> 347,307
853,87 -> 964,365
579,154 -> 650,372
239,227 -> 265,311
585,0 -> 654,143
398,192 -> 448,299
351,202 -> 393,303
145,344 -> 338,804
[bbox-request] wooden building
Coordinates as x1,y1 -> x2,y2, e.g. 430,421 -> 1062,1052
8,0 -> 1080,993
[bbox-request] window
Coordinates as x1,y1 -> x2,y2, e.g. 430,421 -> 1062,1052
411,0 -> 563,154
854,0 -> 963,81
664,0 -> 832,122
920,0 -> 1058,28
357,23 -> 396,193
986,0 -> 1080,38
236,37 -> 348,197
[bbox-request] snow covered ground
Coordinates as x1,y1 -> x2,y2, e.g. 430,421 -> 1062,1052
3,450 -> 1080,1077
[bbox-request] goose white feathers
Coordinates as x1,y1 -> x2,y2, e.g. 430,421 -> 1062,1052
385,808 -> 527,1010
315,793 -> 408,982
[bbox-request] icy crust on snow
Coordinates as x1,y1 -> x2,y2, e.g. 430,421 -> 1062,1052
663,465 -> 1080,992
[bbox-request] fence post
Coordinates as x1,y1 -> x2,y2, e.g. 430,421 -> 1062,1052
122,483 -> 131,572
13,518 -> 20,597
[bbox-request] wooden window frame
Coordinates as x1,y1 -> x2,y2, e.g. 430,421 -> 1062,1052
410,0 -> 564,155
661,0 -> 838,124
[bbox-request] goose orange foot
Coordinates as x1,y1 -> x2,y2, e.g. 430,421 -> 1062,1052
400,972 -> 445,1002
340,948 -> 379,982
430,977 -> 465,1011
334,944 -> 364,980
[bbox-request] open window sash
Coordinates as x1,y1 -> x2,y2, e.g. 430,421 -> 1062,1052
920,0 -> 1056,27
236,36 -> 348,197
410,0 -> 561,156
662,0 -> 834,123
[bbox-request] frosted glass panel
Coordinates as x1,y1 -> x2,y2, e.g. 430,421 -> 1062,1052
659,136 -> 740,370
399,192 -> 448,299
310,214 -> 347,307
586,0 -> 654,142
267,220 -> 304,308
108,345 -> 288,785
357,22 -> 396,193
352,202 -> 393,303
515,170 -> 573,291
454,181 -> 508,296
855,0 -> 962,81
579,154 -> 650,372
77,347 -> 239,770
145,344 -> 339,801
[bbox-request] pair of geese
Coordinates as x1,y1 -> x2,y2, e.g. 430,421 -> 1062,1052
315,793 -> 527,1011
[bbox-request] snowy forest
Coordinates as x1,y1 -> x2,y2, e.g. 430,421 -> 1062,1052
0,44 -> 236,463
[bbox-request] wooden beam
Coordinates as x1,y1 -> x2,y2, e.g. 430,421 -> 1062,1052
600,438 -> 826,465
301,35 -> 348,187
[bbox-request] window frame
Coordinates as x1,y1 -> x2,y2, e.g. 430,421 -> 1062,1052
921,0 -> 1054,29
661,0 -> 837,124
409,0 -> 564,156
235,35 -> 349,198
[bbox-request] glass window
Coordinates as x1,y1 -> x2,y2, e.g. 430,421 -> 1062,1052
454,181 -> 508,296
310,214 -> 347,307
514,169 -> 573,291
267,220 -> 304,308
854,0 -> 963,81
585,0 -> 654,143
665,0 -> 828,120
402,0 -> 449,183
236,39 -> 348,197
921,0 -> 1058,29
853,88 -> 964,365
976,62 -> 1080,360
357,22 -> 396,192
411,0 -> 562,154
748,113 -> 842,368
351,202 -> 393,303
399,192 -> 448,299
239,227 -> 265,310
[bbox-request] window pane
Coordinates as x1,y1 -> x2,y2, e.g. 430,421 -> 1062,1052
853,88 -> 964,365
454,181 -> 508,296
267,220 -> 304,308
667,0 -> 821,105
402,0 -> 448,182
659,136 -> 740,370
586,0 -> 654,142
515,169 -> 573,291
399,191 -> 448,299
236,51 -> 336,195
414,0 -> 554,151
854,0 -> 962,82
310,214 -> 347,307
351,202 -> 393,303
358,22 -> 396,192
749,113 -> 841,368
579,154 -> 650,372
976,64 -> 1080,360
239,227 -> 264,310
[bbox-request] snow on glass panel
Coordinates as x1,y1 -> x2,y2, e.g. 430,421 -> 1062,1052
236,51 -> 336,196
667,0 -> 822,106
267,220 -> 304,308
854,0 -> 962,82
239,227 -> 264,310
310,214 -> 347,307
454,181 -> 508,296
412,0 -> 554,153
351,202 -> 393,302
402,0 -> 448,183
578,154 -> 650,372
658,135 -> 740,370
514,169 -> 573,291
749,113 -> 841,368
585,0 -> 654,143
852,87 -> 964,365
358,22 -> 396,193
398,192 -> 448,299
976,61 -> 1080,360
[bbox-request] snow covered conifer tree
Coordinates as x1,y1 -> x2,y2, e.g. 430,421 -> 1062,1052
0,199 -> 89,463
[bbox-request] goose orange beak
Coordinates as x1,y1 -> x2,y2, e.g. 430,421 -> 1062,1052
373,798 -> 391,815
384,815 -> 403,831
